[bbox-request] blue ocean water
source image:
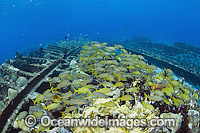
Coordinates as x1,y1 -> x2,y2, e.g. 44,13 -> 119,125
1,0 -> 200,64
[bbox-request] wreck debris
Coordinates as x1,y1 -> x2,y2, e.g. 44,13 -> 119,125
0,42 -> 81,132
0,40 -> 199,132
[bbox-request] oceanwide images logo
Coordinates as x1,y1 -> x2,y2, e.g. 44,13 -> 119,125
24,115 -> 37,128
24,115 -> 176,130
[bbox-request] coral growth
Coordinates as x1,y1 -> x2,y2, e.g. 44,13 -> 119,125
14,41 -> 199,133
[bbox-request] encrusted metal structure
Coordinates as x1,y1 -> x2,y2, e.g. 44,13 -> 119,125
0,44 -> 81,132
0,40 -> 199,132
122,37 -> 200,87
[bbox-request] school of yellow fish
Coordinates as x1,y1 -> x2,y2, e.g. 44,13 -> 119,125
14,41 -> 199,132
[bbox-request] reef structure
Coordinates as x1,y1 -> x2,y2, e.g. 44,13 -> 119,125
0,40 -> 199,133
0,42 -> 81,132
122,37 -> 200,87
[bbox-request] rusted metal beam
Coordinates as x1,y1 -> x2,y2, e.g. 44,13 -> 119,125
0,59 -> 65,132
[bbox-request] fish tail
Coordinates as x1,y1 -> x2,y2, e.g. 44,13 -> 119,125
57,95 -> 61,99
60,111 -> 65,116
32,99 -> 36,104
88,92 -> 91,97
63,101 -> 67,106
74,88 -> 78,93
50,86 -> 54,91
43,106 -> 47,110
117,97 -> 121,102
144,93 -> 147,99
